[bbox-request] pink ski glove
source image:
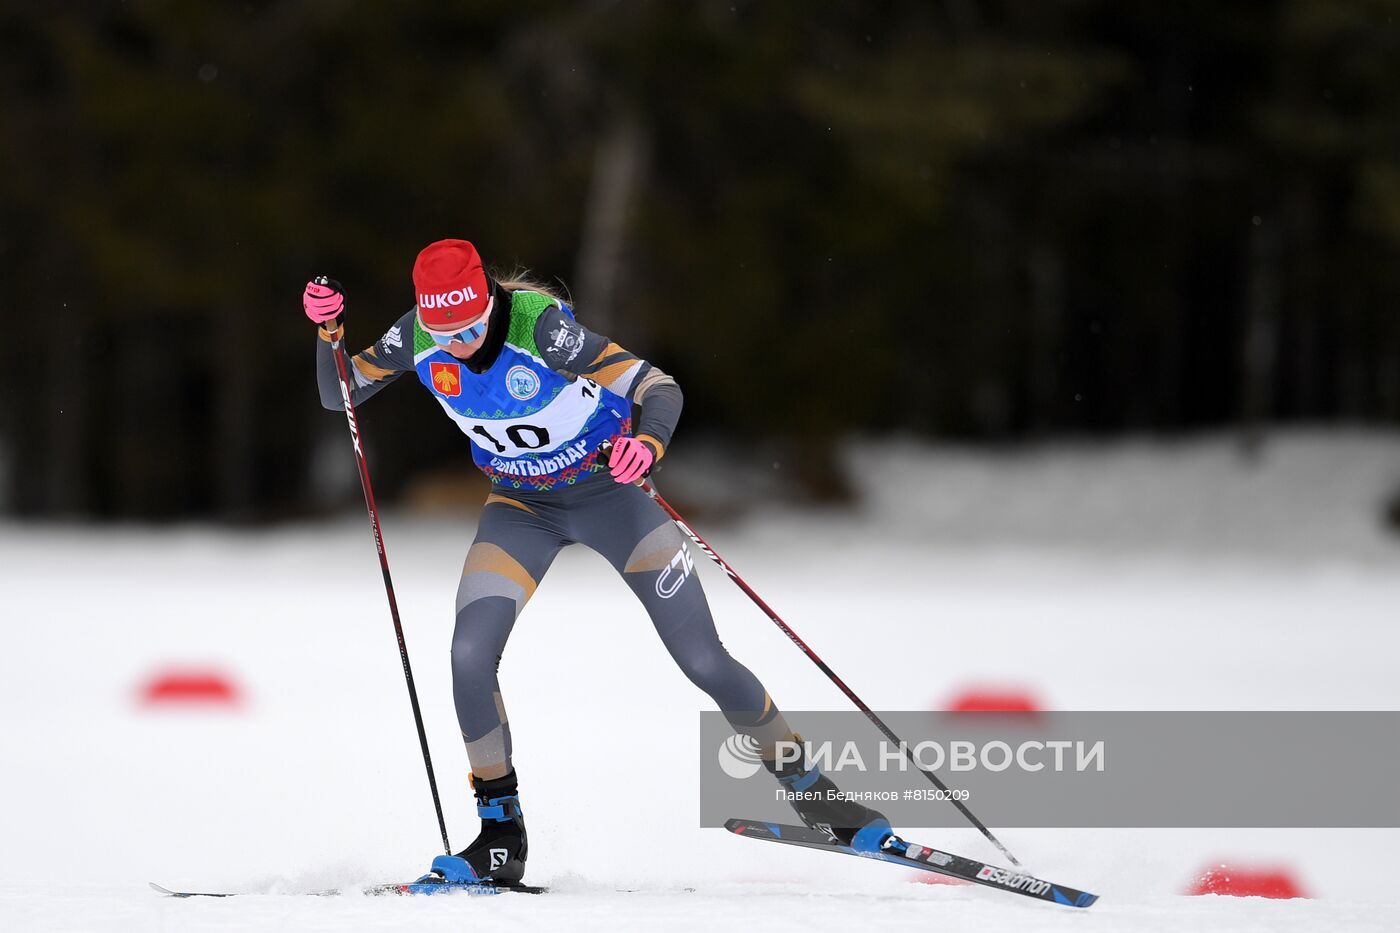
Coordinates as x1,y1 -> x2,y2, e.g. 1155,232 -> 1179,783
608,436 -> 655,484
303,278 -> 344,324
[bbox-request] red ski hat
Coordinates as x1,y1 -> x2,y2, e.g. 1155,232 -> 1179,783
413,239 -> 491,327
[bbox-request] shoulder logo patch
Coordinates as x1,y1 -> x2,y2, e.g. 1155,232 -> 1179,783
547,320 -> 585,366
506,365 -> 540,401
382,325 -> 403,350
430,361 -> 462,397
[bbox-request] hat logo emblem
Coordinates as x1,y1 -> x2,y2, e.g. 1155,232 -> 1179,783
419,285 -> 479,310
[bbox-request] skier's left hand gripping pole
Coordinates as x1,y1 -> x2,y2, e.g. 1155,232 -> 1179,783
318,275 -> 452,856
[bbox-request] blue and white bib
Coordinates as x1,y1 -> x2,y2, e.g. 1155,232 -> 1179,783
412,291 -> 630,489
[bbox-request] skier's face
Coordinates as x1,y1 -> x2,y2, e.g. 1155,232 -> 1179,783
422,297 -> 493,359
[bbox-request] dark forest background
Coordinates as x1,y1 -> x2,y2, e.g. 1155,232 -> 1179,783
2,1 -> 1397,520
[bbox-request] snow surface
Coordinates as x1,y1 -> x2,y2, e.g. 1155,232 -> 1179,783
3,431 -> 1399,931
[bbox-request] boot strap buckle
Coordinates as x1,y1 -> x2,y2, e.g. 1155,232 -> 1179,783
477,794 -> 520,822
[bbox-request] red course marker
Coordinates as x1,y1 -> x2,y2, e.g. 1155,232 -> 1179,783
1186,863 -> 1308,899
139,669 -> 242,707
943,687 -> 1043,714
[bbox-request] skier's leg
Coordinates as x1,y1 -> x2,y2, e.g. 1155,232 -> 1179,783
577,480 -> 890,847
452,492 -> 565,780
446,492 -> 567,883
574,481 -> 795,758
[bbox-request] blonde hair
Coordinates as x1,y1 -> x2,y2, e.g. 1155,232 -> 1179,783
491,265 -> 571,307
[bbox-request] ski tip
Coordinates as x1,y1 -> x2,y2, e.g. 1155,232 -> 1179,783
149,882 -> 203,898
1050,886 -> 1099,908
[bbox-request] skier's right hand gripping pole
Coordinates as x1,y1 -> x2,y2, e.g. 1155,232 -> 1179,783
304,276 -> 346,330
597,441 -> 1025,869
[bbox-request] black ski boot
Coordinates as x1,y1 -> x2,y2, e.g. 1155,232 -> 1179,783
452,770 -> 529,884
768,757 -> 894,854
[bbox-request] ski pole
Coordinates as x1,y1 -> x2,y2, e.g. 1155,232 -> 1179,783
598,443 -> 1023,868
320,276 -> 451,856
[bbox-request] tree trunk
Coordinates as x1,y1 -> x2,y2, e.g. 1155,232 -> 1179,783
1240,219 -> 1279,460
214,309 -> 256,520
573,109 -> 648,340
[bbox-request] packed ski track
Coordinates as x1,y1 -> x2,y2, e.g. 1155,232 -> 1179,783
4,434 -> 1399,931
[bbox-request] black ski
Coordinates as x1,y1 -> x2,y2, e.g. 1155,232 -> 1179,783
725,819 -> 1098,909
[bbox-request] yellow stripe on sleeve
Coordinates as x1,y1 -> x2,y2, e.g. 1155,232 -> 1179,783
588,342 -> 626,367
590,359 -> 641,388
352,352 -> 396,382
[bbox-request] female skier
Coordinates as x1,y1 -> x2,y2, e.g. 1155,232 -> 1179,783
305,239 -> 887,885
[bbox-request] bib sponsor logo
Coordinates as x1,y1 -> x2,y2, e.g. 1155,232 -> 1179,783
656,543 -> 695,599
976,865 -> 1050,895
418,285 -> 479,310
506,365 -> 540,401
430,361 -> 462,397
